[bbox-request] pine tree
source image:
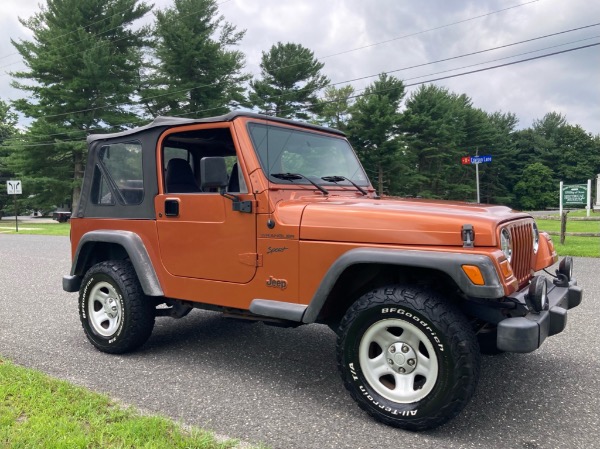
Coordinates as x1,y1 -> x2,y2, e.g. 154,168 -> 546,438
316,85 -> 355,130
346,74 -> 405,196
249,42 -> 329,120
479,111 -> 518,206
10,0 -> 151,210
0,100 -> 19,215
401,85 -> 473,199
141,0 -> 249,117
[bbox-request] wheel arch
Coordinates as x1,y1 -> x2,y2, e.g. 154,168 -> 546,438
302,248 -> 504,324
68,230 -> 163,296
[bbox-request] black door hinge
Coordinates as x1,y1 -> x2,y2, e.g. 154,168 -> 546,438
232,200 -> 252,213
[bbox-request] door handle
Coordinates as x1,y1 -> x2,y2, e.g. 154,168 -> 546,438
165,199 -> 179,217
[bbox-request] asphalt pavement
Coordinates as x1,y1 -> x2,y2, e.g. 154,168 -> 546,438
0,234 -> 598,449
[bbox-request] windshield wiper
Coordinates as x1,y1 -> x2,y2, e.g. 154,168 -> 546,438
321,175 -> 368,196
271,173 -> 329,195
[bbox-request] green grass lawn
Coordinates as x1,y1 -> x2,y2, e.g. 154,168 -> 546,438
536,219 -> 600,233
0,222 -> 70,236
538,209 -> 600,218
551,236 -> 600,258
535,217 -> 600,258
563,209 -> 598,218
0,358 -> 240,449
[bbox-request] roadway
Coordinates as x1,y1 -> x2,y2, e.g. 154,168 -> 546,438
0,234 -> 598,449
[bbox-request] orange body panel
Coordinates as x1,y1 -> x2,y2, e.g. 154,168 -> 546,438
534,232 -> 558,271
154,193 -> 257,283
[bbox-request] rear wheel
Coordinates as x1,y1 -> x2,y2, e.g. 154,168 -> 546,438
337,285 -> 480,430
79,260 -> 155,354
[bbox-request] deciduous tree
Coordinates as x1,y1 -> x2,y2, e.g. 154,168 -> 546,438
513,162 -> 556,210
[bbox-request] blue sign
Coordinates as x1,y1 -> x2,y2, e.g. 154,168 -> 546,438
470,155 -> 492,164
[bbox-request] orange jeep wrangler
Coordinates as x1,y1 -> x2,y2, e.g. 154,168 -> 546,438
63,111 -> 583,430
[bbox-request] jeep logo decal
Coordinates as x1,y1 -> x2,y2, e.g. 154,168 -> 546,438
266,276 -> 287,290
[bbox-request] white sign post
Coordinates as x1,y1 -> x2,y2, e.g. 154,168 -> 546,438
559,181 -> 563,216
6,180 -> 22,232
594,173 -> 600,210
586,179 -> 592,217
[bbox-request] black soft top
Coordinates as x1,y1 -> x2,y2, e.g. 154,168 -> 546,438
86,111 -> 345,144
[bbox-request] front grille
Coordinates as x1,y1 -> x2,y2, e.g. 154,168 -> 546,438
506,220 -> 534,287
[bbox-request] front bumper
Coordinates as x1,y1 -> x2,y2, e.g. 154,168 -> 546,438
497,278 -> 583,353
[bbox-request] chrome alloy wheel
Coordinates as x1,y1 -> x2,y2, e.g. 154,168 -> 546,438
87,281 -> 123,337
359,318 -> 439,403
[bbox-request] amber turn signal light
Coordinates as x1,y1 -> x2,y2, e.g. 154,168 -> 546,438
462,265 -> 485,285
499,259 -> 514,278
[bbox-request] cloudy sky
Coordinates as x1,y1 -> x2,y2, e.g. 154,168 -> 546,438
0,0 -> 599,134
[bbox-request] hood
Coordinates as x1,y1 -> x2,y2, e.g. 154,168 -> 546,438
290,196 -> 530,247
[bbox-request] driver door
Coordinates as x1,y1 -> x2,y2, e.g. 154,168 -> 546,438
155,125 -> 257,284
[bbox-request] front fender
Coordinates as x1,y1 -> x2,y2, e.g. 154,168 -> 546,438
302,248 -> 504,323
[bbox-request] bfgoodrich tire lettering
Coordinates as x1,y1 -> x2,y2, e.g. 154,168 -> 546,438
337,285 -> 480,430
79,260 -> 155,354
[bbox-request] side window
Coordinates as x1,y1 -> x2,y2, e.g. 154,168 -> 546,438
91,166 -> 115,205
91,141 -> 144,205
162,128 -> 248,194
223,155 -> 247,193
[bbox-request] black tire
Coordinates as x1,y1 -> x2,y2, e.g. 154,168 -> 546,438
79,260 -> 155,354
337,285 -> 480,431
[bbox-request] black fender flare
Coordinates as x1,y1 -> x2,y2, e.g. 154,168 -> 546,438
302,248 -> 504,323
65,230 -> 164,296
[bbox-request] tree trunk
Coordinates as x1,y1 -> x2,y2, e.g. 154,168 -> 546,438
378,163 -> 384,197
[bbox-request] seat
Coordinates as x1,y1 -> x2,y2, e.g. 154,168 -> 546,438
165,158 -> 201,193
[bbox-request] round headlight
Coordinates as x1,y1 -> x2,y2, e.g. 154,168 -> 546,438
532,222 -> 539,254
500,228 -> 513,263
559,256 -> 573,281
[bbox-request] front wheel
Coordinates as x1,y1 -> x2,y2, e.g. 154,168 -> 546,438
337,285 -> 480,430
79,260 -> 155,354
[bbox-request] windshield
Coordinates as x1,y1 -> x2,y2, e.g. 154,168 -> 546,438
248,123 -> 370,187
